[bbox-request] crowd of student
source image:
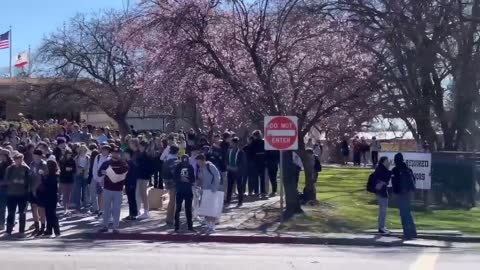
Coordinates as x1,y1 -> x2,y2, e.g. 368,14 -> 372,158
339,136 -> 382,167
0,118 -> 306,236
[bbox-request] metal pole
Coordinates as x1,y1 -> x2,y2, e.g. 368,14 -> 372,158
279,150 -> 284,222
9,26 -> 12,78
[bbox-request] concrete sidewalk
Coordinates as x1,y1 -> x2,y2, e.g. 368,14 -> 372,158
1,193 -> 479,248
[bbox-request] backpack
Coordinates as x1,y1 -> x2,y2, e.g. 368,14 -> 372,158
366,173 -> 377,193
399,168 -> 416,193
314,155 -> 322,172
162,158 -> 179,180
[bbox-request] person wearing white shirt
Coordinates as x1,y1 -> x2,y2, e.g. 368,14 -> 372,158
90,145 -> 111,217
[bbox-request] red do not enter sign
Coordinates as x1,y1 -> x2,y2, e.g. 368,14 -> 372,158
264,116 -> 298,150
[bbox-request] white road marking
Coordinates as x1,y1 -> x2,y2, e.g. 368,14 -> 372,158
409,248 -> 440,270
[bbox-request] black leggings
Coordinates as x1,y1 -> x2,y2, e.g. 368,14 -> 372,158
45,203 -> 60,235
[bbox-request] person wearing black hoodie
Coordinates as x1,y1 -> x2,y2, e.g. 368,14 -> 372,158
372,156 -> 392,234
250,130 -> 267,198
174,154 -> 195,232
136,141 -> 154,219
123,149 -> 138,220
391,153 -> 417,240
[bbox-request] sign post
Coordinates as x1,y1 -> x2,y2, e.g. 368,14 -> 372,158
264,116 -> 298,221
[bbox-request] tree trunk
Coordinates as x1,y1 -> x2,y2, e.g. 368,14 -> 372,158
281,150 -> 303,220
113,115 -> 130,137
298,147 -> 317,204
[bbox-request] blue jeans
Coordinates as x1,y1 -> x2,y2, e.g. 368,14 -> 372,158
397,193 -> 417,239
72,175 -> 88,210
102,189 -> 123,230
376,195 -> 388,230
0,191 -> 7,227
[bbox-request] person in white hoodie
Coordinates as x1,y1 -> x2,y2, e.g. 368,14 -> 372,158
90,145 -> 111,218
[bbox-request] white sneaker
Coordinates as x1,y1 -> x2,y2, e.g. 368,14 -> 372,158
137,212 -> 150,219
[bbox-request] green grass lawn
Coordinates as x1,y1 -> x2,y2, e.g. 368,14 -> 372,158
282,167 -> 480,234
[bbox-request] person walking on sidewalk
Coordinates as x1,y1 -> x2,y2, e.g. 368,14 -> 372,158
174,154 -> 195,232
98,147 -> 128,233
123,149 -> 138,220
196,154 -> 224,233
4,152 -> 32,235
162,145 -> 180,226
392,153 -> 417,240
29,149 -> 48,236
37,160 -> 61,237
372,156 -> 391,235
226,137 -> 246,206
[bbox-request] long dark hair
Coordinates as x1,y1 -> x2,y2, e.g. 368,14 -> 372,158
47,160 -> 60,176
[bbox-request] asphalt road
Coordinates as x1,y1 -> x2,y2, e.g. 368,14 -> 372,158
0,240 -> 478,270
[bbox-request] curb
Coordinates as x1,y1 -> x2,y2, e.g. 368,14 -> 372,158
75,232 -> 443,248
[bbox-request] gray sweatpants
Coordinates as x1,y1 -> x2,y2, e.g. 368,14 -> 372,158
103,189 -> 123,230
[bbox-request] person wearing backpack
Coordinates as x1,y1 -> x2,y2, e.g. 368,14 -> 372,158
370,156 -> 392,234
196,154 -> 223,233
162,145 -> 180,226
391,153 -> 417,240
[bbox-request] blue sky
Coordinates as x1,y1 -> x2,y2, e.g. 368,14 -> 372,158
0,0 -> 128,74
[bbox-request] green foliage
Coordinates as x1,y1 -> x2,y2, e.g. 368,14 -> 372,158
282,168 -> 480,234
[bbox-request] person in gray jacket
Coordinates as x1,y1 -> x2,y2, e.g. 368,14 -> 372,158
195,154 -> 223,233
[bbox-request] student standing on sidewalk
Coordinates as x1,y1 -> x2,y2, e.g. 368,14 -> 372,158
29,149 -> 48,236
392,153 -> 417,240
98,147 -> 128,233
0,149 -> 12,231
4,153 -> 32,235
196,154 -> 223,233
162,145 -> 180,226
174,154 -> 195,232
90,145 -> 111,218
226,137 -> 246,206
372,156 -> 391,234
136,141 -> 154,219
38,160 -> 61,237
123,149 -> 138,220
59,149 -> 76,215
73,145 -> 90,212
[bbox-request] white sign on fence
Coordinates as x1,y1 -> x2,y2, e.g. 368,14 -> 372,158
379,152 -> 432,190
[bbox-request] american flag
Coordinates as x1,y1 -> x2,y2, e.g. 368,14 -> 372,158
0,31 -> 10,50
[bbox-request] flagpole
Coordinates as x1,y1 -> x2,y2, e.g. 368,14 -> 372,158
9,26 -> 12,78
28,44 -> 31,75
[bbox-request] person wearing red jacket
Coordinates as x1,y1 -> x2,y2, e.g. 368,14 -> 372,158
97,147 -> 128,233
